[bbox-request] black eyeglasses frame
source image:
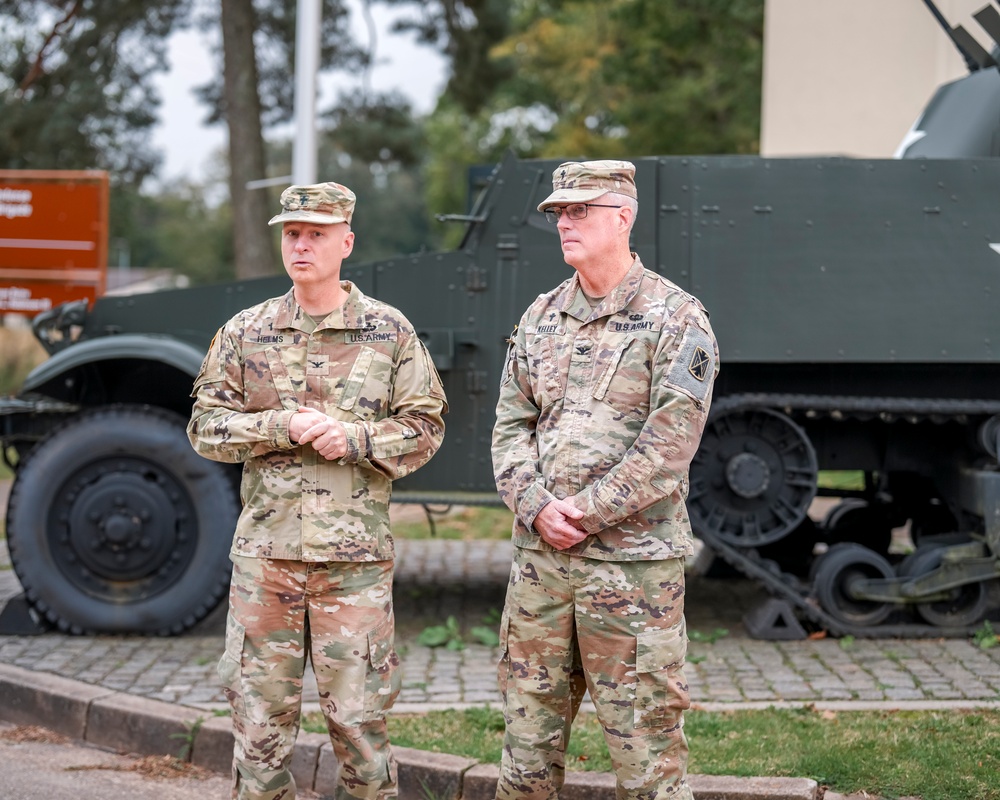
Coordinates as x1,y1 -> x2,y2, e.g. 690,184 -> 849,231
543,203 -> 623,223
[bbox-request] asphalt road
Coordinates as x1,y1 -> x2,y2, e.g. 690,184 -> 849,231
0,721 -> 243,800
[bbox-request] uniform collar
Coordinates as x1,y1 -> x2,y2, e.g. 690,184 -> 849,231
274,281 -> 370,331
555,254 -> 645,322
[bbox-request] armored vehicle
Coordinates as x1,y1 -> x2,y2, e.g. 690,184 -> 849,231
3,4 -> 1000,638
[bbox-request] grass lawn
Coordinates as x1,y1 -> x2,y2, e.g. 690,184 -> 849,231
301,705 -> 1000,800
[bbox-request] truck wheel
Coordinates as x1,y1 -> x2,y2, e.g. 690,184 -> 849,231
6,405 -> 237,635
813,543 -> 895,628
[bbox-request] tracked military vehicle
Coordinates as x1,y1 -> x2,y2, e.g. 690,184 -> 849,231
3,3 -> 1000,638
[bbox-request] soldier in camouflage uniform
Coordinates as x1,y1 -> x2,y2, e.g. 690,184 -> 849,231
187,181 -> 447,800
492,161 -> 718,800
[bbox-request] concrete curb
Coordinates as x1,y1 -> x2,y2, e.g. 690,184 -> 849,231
0,663 -> 819,799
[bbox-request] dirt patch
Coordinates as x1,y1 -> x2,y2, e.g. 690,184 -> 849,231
0,725 -> 68,745
65,754 -> 214,782
1,726 -> 213,781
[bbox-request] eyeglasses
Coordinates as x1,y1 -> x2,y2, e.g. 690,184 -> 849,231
543,203 -> 622,223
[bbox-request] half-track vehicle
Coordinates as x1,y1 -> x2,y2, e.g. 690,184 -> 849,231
3,3 -> 1000,638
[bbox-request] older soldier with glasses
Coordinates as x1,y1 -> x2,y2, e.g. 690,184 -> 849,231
188,181 -> 447,800
492,160 -> 719,799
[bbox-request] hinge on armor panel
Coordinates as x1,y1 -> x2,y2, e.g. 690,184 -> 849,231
492,234 -> 518,290
496,234 -> 519,259
466,264 -> 488,291
742,597 -> 808,640
465,369 -> 488,394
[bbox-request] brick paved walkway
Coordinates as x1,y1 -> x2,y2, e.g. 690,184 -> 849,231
2,532 -> 999,712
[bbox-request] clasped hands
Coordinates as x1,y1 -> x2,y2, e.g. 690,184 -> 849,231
291,406 -> 590,541
289,406 -> 348,460
534,496 -> 590,550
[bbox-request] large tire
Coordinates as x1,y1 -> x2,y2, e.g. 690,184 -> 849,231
6,405 -> 238,635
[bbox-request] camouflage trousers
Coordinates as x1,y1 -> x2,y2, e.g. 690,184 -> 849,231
221,555 -> 401,800
496,548 -> 692,800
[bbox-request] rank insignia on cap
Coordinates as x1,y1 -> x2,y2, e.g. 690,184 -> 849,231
537,159 -> 638,212
688,346 -> 710,382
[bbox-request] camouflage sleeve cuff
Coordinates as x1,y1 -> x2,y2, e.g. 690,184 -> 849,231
271,409 -> 297,449
519,482 -> 558,532
576,496 -> 605,535
587,451 -> 657,531
339,422 -> 371,463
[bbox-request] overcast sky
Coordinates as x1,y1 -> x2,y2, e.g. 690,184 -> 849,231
150,1 -> 447,186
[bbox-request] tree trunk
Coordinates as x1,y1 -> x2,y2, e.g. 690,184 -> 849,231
220,0 -> 276,278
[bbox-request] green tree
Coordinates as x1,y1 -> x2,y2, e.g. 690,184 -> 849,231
112,180 -> 234,286
581,0 -> 764,155
0,1 -> 212,289
0,0 -> 190,184
411,0 -> 764,220
218,0 -> 274,278
267,136 -> 433,264
194,0 -> 366,129
166,1 -> 434,279
193,0 -> 381,278
490,0 -> 763,157
421,96 -> 524,248
370,0 -> 515,241
325,89 -> 425,169
380,0 -> 512,115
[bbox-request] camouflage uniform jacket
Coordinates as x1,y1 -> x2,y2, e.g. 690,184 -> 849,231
188,282 -> 447,562
492,256 -> 718,561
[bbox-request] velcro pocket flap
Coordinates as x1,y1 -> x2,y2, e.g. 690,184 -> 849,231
635,619 -> 686,674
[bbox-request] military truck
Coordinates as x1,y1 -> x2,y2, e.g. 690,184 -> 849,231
3,3 -> 1000,638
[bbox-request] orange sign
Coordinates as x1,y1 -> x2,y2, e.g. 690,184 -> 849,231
0,169 -> 109,316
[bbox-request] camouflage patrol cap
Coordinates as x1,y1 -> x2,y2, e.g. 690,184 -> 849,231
268,181 -> 356,226
537,160 -> 637,211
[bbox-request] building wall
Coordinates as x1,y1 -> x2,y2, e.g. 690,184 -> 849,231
760,0 -> 995,157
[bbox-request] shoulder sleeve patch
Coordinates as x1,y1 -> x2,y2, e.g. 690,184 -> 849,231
665,323 -> 715,404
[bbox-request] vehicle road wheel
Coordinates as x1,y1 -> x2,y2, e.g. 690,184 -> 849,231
6,405 -> 238,635
897,546 -> 991,628
813,543 -> 895,628
688,407 -> 817,548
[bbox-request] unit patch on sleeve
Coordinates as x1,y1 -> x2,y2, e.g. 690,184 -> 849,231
665,324 -> 715,404
688,347 -> 711,382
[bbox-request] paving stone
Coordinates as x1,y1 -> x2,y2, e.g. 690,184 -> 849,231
2,537 -> 999,720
